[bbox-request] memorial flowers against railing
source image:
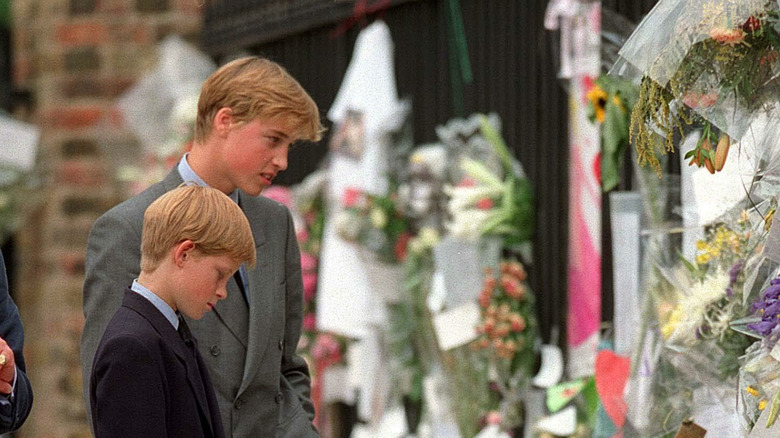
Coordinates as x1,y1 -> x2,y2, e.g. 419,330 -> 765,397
427,113 -> 539,436
612,0 -> 780,176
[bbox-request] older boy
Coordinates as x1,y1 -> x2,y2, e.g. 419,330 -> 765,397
91,185 -> 255,437
81,57 -> 325,437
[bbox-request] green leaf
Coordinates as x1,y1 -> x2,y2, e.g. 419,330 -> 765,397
768,390 -> 780,427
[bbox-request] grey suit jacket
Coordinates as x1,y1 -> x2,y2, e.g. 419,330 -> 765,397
80,169 -> 318,437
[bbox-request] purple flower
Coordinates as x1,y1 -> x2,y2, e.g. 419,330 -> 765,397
748,319 -> 778,336
748,277 -> 780,338
753,299 -> 773,312
765,300 -> 780,317
729,260 -> 744,284
764,284 -> 780,301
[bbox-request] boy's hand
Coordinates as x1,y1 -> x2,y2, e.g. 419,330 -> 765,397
0,338 -> 15,395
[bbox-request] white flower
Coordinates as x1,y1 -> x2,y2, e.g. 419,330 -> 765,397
444,184 -> 502,212
666,271 -> 730,347
334,211 -> 362,242
444,209 -> 496,240
369,207 -> 387,229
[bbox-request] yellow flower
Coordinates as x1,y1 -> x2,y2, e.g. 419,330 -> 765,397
587,85 -> 607,123
661,307 -> 683,339
746,386 -> 760,397
759,399 -> 767,410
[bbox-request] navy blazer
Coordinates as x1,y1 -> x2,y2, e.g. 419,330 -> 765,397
0,250 -> 32,433
90,289 -> 225,438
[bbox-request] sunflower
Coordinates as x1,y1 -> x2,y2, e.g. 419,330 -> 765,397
586,84 -> 607,123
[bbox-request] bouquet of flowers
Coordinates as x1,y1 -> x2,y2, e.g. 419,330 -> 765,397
612,0 -> 780,176
443,116 -> 534,250
333,186 -> 413,264
472,259 -> 539,431
625,206 -> 767,436
585,74 -> 639,191
659,215 -> 757,377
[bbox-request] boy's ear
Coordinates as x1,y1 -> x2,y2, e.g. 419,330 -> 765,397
173,240 -> 196,267
214,107 -> 233,137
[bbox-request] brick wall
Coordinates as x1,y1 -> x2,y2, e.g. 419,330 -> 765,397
12,1 -> 203,436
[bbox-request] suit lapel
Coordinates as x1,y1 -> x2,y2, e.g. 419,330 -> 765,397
211,278 -> 249,348
237,193 -> 276,394
122,290 -> 216,437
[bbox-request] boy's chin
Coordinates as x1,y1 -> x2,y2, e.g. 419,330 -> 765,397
181,309 -> 207,320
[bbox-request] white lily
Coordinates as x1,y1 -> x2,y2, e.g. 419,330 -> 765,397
460,158 -> 504,189
445,209 -> 498,240
444,183 -> 503,212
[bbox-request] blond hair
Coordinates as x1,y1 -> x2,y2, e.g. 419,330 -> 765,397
195,57 -> 325,143
140,185 -> 256,273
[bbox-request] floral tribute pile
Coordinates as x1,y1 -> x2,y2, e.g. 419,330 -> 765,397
608,0 -> 780,435
281,112 -> 542,437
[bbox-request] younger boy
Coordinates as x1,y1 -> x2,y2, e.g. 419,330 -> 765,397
89,185 -> 256,438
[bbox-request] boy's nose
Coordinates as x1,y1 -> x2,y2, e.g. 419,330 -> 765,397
271,146 -> 289,171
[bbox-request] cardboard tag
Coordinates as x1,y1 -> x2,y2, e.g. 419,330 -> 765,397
674,420 -> 706,438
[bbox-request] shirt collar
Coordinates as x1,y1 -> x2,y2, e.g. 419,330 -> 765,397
177,153 -> 239,203
131,279 -> 179,330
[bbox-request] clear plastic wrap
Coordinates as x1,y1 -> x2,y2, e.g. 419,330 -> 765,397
612,0 -> 780,140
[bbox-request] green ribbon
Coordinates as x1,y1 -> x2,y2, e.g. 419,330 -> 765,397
446,0 -> 473,116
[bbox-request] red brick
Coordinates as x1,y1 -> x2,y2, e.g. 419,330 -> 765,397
107,106 -> 125,128
59,160 -> 106,187
61,76 -> 135,99
59,252 -> 85,276
56,22 -> 109,47
132,25 -> 154,44
13,57 -> 32,84
41,107 -> 104,130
